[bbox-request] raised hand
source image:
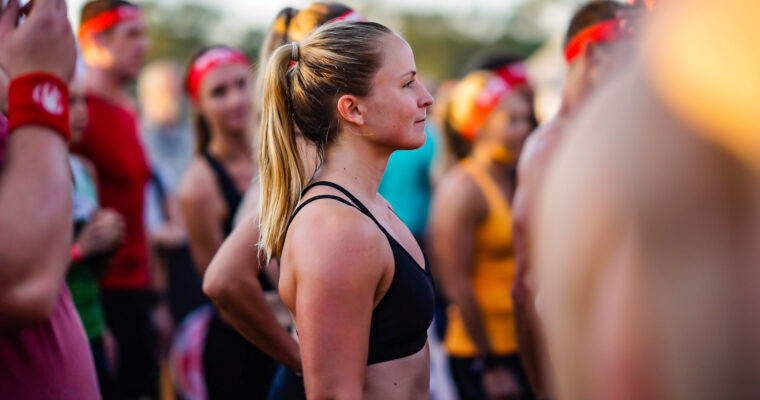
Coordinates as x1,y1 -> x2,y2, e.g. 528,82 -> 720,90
0,0 -> 76,81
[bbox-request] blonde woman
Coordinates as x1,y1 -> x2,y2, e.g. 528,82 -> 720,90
258,21 -> 435,399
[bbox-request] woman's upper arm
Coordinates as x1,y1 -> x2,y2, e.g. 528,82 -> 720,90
430,170 -> 484,290
288,207 -> 388,399
178,164 -> 225,273
203,213 -> 263,299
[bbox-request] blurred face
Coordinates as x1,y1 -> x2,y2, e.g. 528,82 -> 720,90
564,42 -> 620,110
197,63 -> 252,135
69,80 -> 89,145
138,64 -> 182,126
104,18 -> 149,80
360,34 -> 434,150
481,90 -> 534,157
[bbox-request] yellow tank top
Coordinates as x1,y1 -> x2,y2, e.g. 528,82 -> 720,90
444,158 -> 518,357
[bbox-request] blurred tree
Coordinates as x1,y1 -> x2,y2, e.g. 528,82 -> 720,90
143,1 -> 223,65
138,1 -> 545,83
399,13 -> 544,82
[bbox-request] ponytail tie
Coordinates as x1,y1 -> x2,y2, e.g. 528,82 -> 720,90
291,43 -> 300,62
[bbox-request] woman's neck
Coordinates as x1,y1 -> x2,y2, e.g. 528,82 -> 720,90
316,131 -> 392,201
472,142 -> 515,178
207,129 -> 252,162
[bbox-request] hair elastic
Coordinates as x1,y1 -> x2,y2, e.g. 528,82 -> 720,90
291,42 -> 300,62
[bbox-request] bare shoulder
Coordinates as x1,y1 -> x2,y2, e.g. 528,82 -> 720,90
178,157 -> 217,202
284,199 -> 390,285
435,162 -> 484,206
519,118 -> 564,184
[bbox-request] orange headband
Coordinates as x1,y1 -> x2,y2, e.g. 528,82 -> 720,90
186,48 -> 250,102
78,5 -> 142,39
565,18 -> 624,64
458,64 -> 529,141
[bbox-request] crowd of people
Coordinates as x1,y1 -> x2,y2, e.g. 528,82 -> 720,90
1,0 -> 759,399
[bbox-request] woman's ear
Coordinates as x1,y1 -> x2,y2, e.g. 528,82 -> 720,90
336,94 -> 365,126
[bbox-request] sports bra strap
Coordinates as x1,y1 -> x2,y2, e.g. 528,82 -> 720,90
301,181 -> 370,212
292,181 -> 406,250
285,194 -> 357,237
301,181 -> 391,232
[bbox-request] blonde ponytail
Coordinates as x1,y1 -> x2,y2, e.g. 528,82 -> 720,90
258,45 -> 307,261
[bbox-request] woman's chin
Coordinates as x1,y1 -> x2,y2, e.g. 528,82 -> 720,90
398,132 -> 426,151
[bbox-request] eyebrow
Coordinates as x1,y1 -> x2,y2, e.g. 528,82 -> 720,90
401,70 -> 417,79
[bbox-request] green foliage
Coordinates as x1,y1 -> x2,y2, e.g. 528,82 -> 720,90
398,13 -> 543,82
142,1 -> 222,65
139,1 -> 544,82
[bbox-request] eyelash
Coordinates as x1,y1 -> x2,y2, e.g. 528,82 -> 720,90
404,80 -> 414,88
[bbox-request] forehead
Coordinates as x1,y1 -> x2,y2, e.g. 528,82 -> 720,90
374,34 -> 415,82
112,18 -> 146,36
200,63 -> 250,90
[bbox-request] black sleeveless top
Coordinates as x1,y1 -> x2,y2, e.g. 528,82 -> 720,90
286,181 -> 435,365
203,152 -> 274,291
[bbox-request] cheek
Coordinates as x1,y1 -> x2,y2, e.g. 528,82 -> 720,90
201,99 -> 225,124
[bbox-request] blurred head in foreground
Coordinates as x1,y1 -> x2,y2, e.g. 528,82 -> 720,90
534,1 -> 760,399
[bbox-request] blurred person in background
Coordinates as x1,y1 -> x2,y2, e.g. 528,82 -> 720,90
533,0 -> 760,399
68,71 -> 126,400
510,2 -> 629,398
75,1 -> 170,398
0,0 -> 100,398
178,45 -> 279,398
139,61 -> 194,191
430,64 -> 536,400
202,4 -> 363,399
137,61 -> 204,325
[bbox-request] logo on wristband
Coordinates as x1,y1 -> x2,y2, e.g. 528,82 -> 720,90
32,82 -> 65,116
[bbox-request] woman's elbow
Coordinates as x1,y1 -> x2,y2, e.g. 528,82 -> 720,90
0,275 -> 62,330
202,265 -> 229,304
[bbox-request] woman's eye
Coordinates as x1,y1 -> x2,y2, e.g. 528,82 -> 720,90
211,86 -> 227,98
404,80 -> 414,88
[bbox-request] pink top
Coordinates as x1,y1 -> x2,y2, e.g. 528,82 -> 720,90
0,286 -> 101,399
0,114 -> 7,165
0,114 -> 100,399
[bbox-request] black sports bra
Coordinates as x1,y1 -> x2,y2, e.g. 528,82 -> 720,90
203,152 -> 274,291
286,181 -> 435,365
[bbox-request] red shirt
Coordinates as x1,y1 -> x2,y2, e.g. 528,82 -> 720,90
72,94 -> 151,289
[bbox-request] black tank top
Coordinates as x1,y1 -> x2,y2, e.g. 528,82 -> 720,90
286,181 -> 435,365
203,152 -> 273,291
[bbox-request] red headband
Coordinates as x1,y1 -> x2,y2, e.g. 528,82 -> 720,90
78,5 -> 142,39
186,48 -> 250,102
327,10 -> 366,24
565,18 -> 624,64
